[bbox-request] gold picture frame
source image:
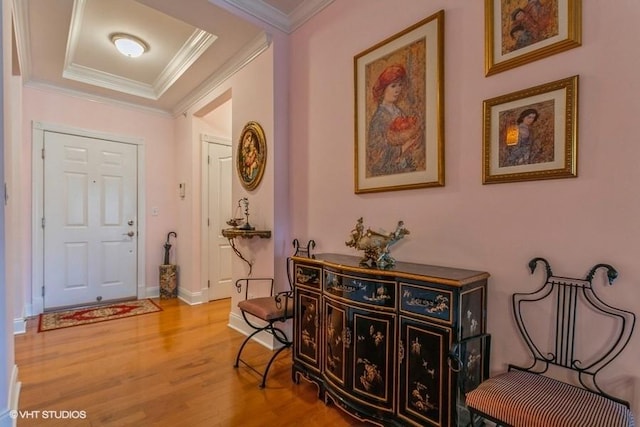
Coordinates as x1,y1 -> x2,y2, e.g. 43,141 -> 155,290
483,75 -> 578,184
485,0 -> 581,76
236,121 -> 266,191
354,10 -> 444,194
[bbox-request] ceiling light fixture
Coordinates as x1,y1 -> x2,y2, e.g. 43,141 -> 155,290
110,33 -> 148,58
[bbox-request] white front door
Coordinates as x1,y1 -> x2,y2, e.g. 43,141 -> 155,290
206,141 -> 233,300
43,131 -> 138,309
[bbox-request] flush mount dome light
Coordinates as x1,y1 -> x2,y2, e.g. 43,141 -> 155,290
111,33 -> 148,58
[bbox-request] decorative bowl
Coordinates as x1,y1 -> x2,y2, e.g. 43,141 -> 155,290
226,218 -> 245,228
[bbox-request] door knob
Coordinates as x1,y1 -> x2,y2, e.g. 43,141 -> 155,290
128,220 -> 134,226
124,231 -> 135,237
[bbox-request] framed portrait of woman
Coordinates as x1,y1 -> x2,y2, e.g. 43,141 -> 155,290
354,10 -> 444,194
482,75 -> 578,184
485,0 -> 581,76
236,121 -> 266,191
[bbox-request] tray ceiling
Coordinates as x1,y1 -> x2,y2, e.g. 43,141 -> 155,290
14,0 -> 333,115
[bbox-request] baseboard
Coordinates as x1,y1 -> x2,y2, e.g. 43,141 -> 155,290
227,311 -> 292,351
0,365 -> 21,427
176,287 -> 204,305
144,285 -> 159,299
144,284 -> 204,306
13,318 -> 26,335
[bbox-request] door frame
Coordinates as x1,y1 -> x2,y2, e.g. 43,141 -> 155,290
31,121 -> 146,315
200,133 -> 232,302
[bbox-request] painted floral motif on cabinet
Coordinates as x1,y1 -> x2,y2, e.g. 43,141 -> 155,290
399,318 -> 451,426
297,292 -> 320,366
353,311 -> 396,410
325,301 -> 347,385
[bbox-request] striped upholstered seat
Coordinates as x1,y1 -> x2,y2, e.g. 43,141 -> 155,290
466,369 -> 635,427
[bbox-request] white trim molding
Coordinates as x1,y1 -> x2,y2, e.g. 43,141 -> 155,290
227,311 -> 291,351
173,32 -> 271,116
64,0 -> 216,100
221,0 -> 334,34
0,365 -> 20,426
12,318 -> 25,335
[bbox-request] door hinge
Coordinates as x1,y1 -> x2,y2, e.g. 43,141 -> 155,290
207,218 -> 210,227
41,217 -> 45,228
4,182 -> 7,206
42,286 -> 45,297
208,155 -> 211,165
207,280 -> 210,288
41,148 -> 45,159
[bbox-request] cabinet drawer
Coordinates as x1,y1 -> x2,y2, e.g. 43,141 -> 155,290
324,269 -> 396,310
400,283 -> 453,325
294,263 -> 321,289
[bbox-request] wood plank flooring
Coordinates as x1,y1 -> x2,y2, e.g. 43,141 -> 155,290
14,298 -> 371,427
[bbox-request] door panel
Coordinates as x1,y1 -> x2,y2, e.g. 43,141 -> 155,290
43,131 -> 137,309
207,142 -> 233,300
398,316 -> 452,427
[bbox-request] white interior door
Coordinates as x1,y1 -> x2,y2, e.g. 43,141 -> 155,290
43,131 -> 138,309
207,141 -> 233,300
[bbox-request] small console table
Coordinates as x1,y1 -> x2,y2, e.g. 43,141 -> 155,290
291,253 -> 490,426
221,228 -> 271,275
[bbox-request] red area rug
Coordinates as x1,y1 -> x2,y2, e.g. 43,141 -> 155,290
38,299 -> 162,332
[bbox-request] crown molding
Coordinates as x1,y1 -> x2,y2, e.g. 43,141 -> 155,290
172,31 -> 272,117
62,63 -> 157,99
12,0 -> 32,80
22,29 -> 271,120
222,0 -> 333,33
153,31 -> 217,97
64,0 -> 215,100
24,80 -> 172,118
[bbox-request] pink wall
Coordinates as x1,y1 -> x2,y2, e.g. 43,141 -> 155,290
22,87 -> 177,301
175,42 -> 277,312
289,0 -> 640,415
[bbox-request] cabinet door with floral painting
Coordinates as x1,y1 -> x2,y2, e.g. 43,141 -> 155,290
294,288 -> 321,373
350,306 -> 396,414
323,298 -> 348,389
398,316 -> 452,427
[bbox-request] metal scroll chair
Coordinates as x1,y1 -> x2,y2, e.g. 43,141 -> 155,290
233,239 -> 315,388
465,258 -> 636,427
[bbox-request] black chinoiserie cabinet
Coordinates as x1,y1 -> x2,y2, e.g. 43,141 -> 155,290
292,253 -> 490,427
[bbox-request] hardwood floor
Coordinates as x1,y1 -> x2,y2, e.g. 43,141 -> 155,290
15,298 -> 371,426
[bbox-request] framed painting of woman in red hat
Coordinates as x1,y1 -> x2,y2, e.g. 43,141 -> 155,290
354,10 -> 444,193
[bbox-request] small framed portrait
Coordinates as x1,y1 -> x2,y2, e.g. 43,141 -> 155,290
236,121 -> 266,191
354,10 -> 444,194
483,75 -> 578,184
485,0 -> 581,76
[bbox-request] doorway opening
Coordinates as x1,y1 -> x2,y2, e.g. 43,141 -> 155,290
196,90 -> 233,301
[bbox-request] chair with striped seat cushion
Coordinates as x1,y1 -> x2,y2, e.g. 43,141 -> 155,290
465,258 -> 636,427
466,369 -> 635,427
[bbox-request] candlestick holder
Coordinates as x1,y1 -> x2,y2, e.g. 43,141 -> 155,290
237,197 -> 255,231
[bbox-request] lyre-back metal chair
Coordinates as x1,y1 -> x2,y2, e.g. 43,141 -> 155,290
233,239 -> 315,388
465,257 -> 636,427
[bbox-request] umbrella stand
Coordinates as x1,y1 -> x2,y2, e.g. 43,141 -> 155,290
160,232 -> 178,299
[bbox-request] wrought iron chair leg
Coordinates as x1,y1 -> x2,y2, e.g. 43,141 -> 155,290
234,319 -> 293,388
259,341 -> 292,388
234,327 -> 263,368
